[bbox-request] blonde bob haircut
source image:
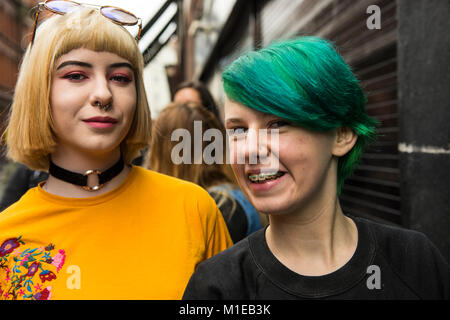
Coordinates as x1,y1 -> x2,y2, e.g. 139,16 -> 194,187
4,7 -> 151,171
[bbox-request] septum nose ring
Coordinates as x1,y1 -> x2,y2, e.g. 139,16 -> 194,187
94,101 -> 111,111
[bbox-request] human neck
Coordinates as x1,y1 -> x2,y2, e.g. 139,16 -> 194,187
50,146 -> 122,172
44,148 -> 130,198
266,198 -> 358,276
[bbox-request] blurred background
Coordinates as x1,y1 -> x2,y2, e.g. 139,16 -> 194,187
0,0 -> 449,261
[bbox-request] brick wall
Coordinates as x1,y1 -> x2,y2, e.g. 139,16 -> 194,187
0,0 -> 39,165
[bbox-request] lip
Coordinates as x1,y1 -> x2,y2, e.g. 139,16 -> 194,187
83,116 -> 118,129
247,172 -> 286,192
244,168 -> 287,193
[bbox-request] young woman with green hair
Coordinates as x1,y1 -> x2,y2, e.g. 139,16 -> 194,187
183,36 -> 450,299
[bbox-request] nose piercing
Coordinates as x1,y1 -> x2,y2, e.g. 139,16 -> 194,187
94,101 -> 111,111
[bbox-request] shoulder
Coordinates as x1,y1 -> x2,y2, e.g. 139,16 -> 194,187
199,233 -> 254,269
134,166 -> 220,221
0,187 -> 44,243
134,166 -> 213,202
0,187 -> 39,219
183,230 -> 263,299
134,167 -> 224,233
355,216 -> 436,255
354,216 -> 450,298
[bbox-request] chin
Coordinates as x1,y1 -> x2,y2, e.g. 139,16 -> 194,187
249,194 -> 298,216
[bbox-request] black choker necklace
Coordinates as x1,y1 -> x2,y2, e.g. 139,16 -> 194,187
48,156 -> 124,191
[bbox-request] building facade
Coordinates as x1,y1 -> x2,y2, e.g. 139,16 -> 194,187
0,0 -> 38,163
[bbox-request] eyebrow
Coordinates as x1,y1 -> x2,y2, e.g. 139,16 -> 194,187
225,113 -> 276,126
225,118 -> 243,126
56,61 -> 92,70
109,62 -> 134,70
56,61 -> 134,71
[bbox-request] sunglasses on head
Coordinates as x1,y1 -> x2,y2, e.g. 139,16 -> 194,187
31,0 -> 142,45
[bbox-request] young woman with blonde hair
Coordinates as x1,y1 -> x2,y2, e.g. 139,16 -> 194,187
0,1 -> 231,300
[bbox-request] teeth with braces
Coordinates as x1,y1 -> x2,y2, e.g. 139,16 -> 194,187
248,172 -> 283,182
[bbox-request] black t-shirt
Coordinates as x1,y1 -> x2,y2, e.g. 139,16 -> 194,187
183,216 -> 450,299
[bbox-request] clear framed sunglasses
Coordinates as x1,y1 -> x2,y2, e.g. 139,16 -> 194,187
31,0 -> 142,45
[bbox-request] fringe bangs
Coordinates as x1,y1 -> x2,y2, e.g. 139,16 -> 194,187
48,9 -> 141,69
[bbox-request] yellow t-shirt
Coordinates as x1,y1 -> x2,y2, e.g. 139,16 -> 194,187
0,166 -> 232,300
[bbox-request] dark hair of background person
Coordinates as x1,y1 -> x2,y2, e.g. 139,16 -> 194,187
173,81 -> 221,121
0,165 -> 48,212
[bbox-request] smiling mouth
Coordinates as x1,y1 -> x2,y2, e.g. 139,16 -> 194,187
247,171 -> 285,183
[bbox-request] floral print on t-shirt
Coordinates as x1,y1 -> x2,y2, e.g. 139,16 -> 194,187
0,236 -> 66,300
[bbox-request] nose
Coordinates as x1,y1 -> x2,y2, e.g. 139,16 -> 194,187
245,129 -> 261,165
90,76 -> 113,109
247,128 -> 280,167
229,128 -> 271,165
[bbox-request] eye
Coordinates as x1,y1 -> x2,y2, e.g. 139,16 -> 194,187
110,74 -> 132,83
227,127 -> 247,136
63,72 -> 87,81
268,120 -> 289,129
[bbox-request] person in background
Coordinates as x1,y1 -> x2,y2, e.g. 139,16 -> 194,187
183,36 -> 450,299
173,81 -> 221,121
0,165 -> 48,212
146,103 -> 264,243
0,2 -> 231,300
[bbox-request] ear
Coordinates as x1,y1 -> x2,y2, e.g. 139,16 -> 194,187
332,127 -> 357,157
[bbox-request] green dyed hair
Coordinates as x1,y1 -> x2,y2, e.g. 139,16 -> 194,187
222,36 -> 378,194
